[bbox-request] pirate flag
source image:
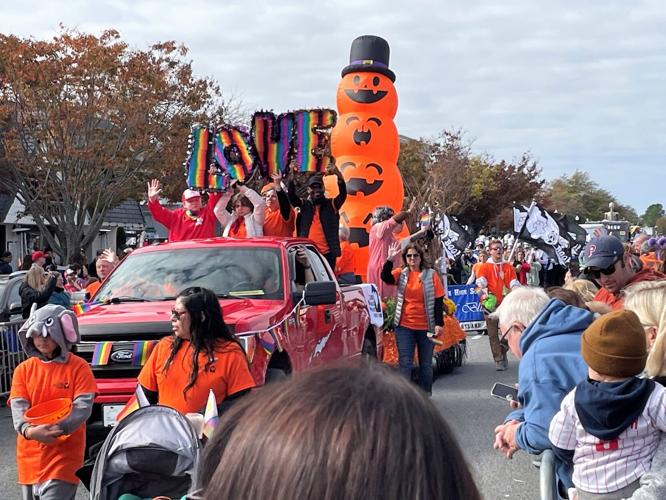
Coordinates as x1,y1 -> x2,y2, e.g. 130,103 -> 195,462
513,204 -> 575,265
433,213 -> 473,259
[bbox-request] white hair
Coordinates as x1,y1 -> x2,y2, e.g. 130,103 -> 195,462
490,286 -> 549,328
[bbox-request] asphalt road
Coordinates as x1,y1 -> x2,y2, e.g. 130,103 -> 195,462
0,334 -> 539,499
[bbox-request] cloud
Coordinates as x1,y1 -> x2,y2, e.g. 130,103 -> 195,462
2,0 -> 664,215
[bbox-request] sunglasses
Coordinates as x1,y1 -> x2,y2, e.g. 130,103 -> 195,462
171,309 -> 187,320
490,247 -> 502,252
405,253 -> 420,259
587,258 -> 621,279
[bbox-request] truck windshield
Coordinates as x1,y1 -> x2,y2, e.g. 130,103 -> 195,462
94,247 -> 283,301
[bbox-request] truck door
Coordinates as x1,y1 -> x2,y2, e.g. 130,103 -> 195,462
289,246 -> 345,367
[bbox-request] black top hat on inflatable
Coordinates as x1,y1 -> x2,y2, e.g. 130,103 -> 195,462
341,35 -> 395,82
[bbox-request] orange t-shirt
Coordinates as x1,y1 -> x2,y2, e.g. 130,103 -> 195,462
228,218 -> 247,238
475,261 -> 517,305
138,337 -> 255,414
9,353 -> 97,485
308,206 -> 330,254
392,268 -> 445,331
263,206 -> 295,237
335,240 -> 356,275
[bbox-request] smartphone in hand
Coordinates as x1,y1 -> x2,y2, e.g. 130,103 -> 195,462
491,382 -> 518,402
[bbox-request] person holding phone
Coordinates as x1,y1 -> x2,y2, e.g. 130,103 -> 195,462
19,265 -> 58,319
381,243 -> 444,395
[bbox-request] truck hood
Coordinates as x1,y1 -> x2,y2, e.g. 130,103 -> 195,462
78,299 -> 287,338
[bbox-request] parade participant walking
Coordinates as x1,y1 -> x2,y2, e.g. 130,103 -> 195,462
367,199 -> 416,298
197,365 -> 481,500
0,251 -> 13,274
475,239 -> 520,370
147,179 -> 223,242
381,243 -> 445,394
582,235 -> 664,310
261,173 -> 295,237
491,287 -> 593,490
19,266 -> 58,319
9,305 -> 97,500
549,310 -> 666,500
214,181 -> 265,237
137,287 -> 255,415
287,166 -> 347,268
466,249 -> 488,284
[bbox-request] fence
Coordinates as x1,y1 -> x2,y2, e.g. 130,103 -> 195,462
1,319 -> 25,398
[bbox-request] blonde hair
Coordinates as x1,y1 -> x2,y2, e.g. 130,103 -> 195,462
565,279 -> 598,303
625,281 -> 666,377
25,265 -> 46,291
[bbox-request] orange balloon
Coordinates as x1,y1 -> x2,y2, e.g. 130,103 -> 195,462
330,112 -> 399,164
336,72 -> 398,118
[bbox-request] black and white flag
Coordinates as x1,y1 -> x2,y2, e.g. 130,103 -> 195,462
513,204 -> 574,265
433,213 -> 473,259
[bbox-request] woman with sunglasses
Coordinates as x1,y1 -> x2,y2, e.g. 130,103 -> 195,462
214,180 -> 266,238
381,243 -> 445,394
137,287 -> 255,416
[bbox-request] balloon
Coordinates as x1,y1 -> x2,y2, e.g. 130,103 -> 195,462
330,112 -> 399,163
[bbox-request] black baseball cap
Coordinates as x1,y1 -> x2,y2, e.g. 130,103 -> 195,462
582,235 -> 624,269
307,175 -> 324,188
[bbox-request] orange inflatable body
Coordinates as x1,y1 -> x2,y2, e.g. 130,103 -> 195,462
331,36 -> 404,281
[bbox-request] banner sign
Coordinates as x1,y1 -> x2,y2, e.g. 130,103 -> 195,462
359,283 -> 384,327
448,284 -> 486,331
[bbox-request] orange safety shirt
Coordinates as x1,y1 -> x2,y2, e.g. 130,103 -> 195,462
9,353 -> 97,485
392,268 -> 445,331
138,336 -> 255,414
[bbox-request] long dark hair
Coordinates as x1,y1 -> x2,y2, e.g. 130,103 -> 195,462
163,287 -> 243,397
199,363 -> 481,500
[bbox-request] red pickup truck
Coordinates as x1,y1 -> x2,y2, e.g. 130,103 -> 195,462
76,237 -> 382,443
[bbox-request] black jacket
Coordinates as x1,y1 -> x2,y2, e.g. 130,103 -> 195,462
0,262 -> 12,274
20,276 -> 58,319
287,177 -> 347,258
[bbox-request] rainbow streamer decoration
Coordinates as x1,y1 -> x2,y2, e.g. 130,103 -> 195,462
213,126 -> 254,183
132,340 -> 157,367
202,389 -> 219,439
73,301 -> 102,317
252,111 -> 295,177
419,211 -> 431,229
92,341 -> 113,366
185,126 -> 210,190
293,109 -> 337,173
257,329 -> 281,355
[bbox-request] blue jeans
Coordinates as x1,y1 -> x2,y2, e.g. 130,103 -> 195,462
395,326 -> 434,394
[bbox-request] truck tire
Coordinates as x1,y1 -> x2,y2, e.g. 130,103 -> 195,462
362,335 -> 377,361
265,368 -> 288,384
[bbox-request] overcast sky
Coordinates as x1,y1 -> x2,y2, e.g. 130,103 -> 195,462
2,0 -> 664,215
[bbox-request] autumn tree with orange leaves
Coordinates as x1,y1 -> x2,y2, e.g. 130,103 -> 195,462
0,28 -> 236,261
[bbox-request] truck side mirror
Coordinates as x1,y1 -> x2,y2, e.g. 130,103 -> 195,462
302,281 -> 337,306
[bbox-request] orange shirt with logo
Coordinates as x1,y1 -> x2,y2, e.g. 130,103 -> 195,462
9,353 -> 97,485
263,207 -> 295,237
138,336 -> 255,414
308,206 -> 330,254
392,268 -> 445,331
475,261 -> 517,305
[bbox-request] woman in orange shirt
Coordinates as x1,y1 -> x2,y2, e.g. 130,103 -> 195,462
335,225 -> 357,284
381,243 -> 445,394
138,287 -> 255,415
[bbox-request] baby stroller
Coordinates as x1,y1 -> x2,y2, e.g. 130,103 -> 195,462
88,405 -> 201,500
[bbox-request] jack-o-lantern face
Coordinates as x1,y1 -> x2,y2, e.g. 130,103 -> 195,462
330,113 -> 399,163
337,72 -> 398,117
338,157 -> 404,233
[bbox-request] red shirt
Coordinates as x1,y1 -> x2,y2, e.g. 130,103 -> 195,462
148,192 -> 222,242
594,268 -> 665,310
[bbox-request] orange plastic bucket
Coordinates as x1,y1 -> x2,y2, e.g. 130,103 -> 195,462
24,398 -> 72,425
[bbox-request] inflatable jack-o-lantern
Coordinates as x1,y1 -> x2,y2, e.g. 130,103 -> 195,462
330,35 -> 404,280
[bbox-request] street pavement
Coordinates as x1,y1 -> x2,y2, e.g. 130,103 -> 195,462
0,333 -> 539,499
